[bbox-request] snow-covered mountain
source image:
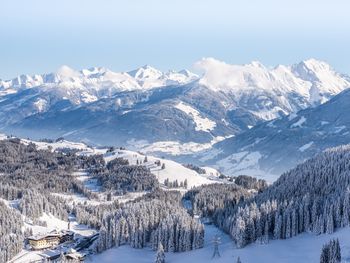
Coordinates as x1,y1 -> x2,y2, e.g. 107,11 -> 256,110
200,88 -> 350,180
0,65 -> 198,102
0,59 -> 348,151
194,58 -> 350,120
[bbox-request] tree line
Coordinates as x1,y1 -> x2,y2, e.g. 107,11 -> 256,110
199,145 -> 350,248
76,190 -> 204,253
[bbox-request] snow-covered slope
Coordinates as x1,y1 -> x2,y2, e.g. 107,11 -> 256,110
104,149 -> 215,188
2,134 -> 217,189
202,88 -> 350,180
174,101 -> 216,132
88,224 -> 350,263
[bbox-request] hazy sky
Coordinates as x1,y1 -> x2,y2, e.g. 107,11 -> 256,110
1,0 -> 350,79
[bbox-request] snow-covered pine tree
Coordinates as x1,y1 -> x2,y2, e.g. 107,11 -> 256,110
326,212 -> 334,234
196,144 -> 350,248
263,219 -> 269,244
341,189 -> 350,227
155,243 -> 166,263
335,239 -> 341,262
235,216 -> 247,248
319,239 -> 341,263
320,244 -> 329,263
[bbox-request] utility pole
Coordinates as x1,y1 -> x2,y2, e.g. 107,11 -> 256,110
212,234 -> 221,259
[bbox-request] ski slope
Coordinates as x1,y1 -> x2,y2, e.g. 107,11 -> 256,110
104,149 -> 217,188
88,224 -> 350,263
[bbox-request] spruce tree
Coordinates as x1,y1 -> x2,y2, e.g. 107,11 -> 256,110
320,244 -> 329,263
335,239 -> 341,263
319,239 -> 341,263
155,243 -> 166,263
263,220 -> 269,244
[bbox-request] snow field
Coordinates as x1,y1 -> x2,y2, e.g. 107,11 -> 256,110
175,101 -> 216,132
105,149 -> 216,188
88,224 -> 350,263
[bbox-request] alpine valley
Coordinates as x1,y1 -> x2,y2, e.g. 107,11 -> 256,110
2,58 -> 350,263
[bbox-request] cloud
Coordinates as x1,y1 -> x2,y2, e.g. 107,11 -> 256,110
56,65 -> 81,80
193,58 -> 234,90
194,57 -> 268,91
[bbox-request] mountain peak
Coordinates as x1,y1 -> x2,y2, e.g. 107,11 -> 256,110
290,58 -> 349,98
127,65 -> 163,80
249,61 -> 265,68
303,58 -> 329,65
178,69 -> 194,77
141,64 -> 154,70
296,58 -> 332,72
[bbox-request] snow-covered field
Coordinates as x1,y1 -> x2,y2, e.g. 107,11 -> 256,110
127,136 -> 229,156
299,141 -> 314,152
214,151 -> 277,182
26,213 -> 95,237
174,101 -> 216,132
20,138 -> 108,156
291,116 -> 306,128
88,224 -> 350,263
105,149 -> 217,188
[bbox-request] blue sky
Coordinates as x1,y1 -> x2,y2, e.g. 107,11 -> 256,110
1,0 -> 350,79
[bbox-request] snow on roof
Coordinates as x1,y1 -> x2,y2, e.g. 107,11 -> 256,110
28,230 -> 74,241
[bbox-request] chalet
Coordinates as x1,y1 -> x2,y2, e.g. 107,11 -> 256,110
28,230 -> 74,250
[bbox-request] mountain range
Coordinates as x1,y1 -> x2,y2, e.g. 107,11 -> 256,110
0,58 -> 349,177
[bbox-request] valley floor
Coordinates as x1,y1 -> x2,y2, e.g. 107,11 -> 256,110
87,224 -> 350,263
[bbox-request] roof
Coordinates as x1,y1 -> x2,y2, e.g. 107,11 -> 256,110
28,234 -> 61,241
28,230 -> 74,241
